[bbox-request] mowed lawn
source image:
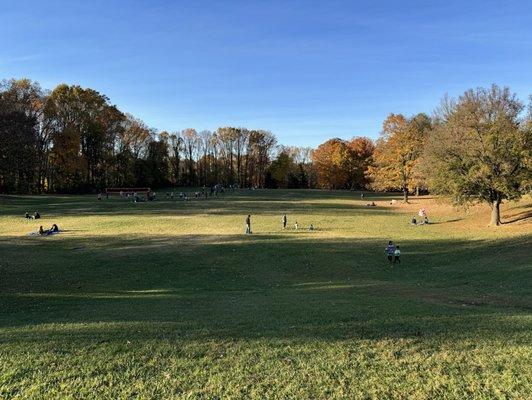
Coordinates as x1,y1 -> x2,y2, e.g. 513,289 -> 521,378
0,190 -> 531,399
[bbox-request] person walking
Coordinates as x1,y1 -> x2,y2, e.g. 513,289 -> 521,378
385,241 -> 396,265
394,246 -> 401,263
282,214 -> 287,229
245,215 -> 252,234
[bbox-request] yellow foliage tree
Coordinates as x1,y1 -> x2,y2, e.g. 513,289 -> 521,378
368,113 -> 431,202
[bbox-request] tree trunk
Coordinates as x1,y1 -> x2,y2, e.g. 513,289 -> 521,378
403,188 -> 409,203
490,200 -> 501,226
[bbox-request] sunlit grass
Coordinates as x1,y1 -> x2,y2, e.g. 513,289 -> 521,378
0,190 -> 530,399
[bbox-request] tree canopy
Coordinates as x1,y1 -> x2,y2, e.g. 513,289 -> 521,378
368,113 -> 431,202
1,77 -> 530,226
422,85 -> 531,225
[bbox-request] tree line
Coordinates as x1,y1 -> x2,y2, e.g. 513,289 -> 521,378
1,78 -> 530,224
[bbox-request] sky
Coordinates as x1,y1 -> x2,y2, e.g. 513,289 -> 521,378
1,0 -> 531,146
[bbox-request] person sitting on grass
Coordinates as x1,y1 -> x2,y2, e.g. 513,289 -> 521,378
385,241 -> 396,265
38,225 -> 45,235
411,216 -> 417,225
308,224 -> 314,231
423,216 -> 429,225
394,246 -> 401,263
34,211 -> 40,219
25,212 -> 31,219
51,224 -> 59,233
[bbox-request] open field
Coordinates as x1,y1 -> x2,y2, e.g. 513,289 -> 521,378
0,190 -> 531,399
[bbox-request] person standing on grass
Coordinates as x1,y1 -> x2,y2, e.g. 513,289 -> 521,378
282,214 -> 287,229
394,246 -> 401,263
245,215 -> 252,234
385,241 -> 396,265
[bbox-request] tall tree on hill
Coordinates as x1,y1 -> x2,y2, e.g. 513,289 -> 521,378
422,85 -> 531,226
368,113 -> 431,202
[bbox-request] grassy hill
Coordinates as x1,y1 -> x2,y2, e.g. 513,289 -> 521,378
0,190 -> 530,399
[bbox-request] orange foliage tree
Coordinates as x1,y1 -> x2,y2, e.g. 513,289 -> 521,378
312,137 -> 374,189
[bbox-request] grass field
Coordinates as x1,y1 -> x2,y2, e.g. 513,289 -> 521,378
0,189 -> 531,399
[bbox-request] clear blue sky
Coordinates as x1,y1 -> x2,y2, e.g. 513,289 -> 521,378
1,0 -> 531,146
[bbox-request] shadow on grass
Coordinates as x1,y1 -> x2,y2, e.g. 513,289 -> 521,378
502,208 -> 532,224
0,232 -> 531,344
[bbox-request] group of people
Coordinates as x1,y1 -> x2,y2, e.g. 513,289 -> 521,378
24,211 -> 60,236
245,214 -> 315,235
38,224 -> 60,236
411,208 -> 429,225
162,185 -> 230,201
25,211 -> 40,219
385,241 -> 401,265
245,214 -> 315,234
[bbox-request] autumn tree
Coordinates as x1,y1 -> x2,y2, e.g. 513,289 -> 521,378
166,132 -> 182,186
346,137 -> 374,189
0,79 -> 43,193
1,77 -> 285,193
181,128 -> 198,186
248,130 -> 276,188
422,85 -> 531,226
312,139 -> 350,189
145,136 -> 170,188
44,84 -> 124,191
368,113 -> 431,202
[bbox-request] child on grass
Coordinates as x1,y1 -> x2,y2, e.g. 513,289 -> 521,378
394,246 -> 401,263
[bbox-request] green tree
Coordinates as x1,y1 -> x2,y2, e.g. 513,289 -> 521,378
422,85 -> 531,226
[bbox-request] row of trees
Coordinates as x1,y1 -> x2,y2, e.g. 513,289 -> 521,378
0,79 -> 283,192
1,78 -> 530,224
309,87 -> 530,225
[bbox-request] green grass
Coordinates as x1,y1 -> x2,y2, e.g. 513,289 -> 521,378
0,190 -> 531,399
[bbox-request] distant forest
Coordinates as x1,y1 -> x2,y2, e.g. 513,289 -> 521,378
1,78 -> 530,224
